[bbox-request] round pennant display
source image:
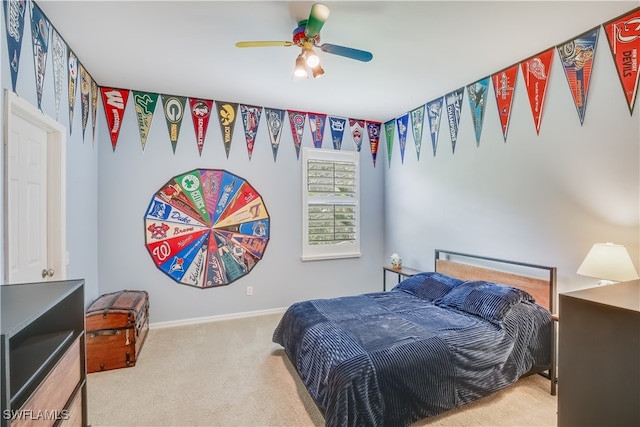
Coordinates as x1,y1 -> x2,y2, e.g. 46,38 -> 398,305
144,169 -> 270,288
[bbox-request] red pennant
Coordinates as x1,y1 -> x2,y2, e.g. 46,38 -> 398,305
603,7 -> 640,115
189,98 -> 213,156
492,64 -> 518,142
146,229 -> 209,267
520,48 -> 554,135
100,87 -> 129,151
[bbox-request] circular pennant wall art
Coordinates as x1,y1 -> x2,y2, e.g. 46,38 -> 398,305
144,169 -> 270,288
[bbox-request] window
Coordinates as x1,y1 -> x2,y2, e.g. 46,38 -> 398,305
302,147 -> 360,260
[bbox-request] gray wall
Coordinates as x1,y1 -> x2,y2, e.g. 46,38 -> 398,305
384,16 -> 640,299
0,9 -> 100,305
96,103 -> 385,324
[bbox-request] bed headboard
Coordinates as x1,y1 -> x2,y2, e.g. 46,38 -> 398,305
434,249 -> 557,315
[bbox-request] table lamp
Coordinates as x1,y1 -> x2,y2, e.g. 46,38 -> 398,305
576,242 -> 640,286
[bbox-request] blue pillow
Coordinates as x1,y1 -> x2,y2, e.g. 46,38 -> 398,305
436,280 -> 535,324
392,272 -> 464,301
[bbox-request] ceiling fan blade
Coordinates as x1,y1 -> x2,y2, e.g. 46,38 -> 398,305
319,44 -> 373,62
235,41 -> 293,48
304,3 -> 330,39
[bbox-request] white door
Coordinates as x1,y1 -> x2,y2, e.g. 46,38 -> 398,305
7,113 -> 48,282
4,91 -> 66,284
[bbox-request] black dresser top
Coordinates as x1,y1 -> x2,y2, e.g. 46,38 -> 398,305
1,279 -> 84,337
561,279 -> 640,313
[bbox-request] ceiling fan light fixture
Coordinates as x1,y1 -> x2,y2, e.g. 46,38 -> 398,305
304,48 -> 320,68
294,54 -> 308,78
311,63 -> 325,78
236,3 -> 373,80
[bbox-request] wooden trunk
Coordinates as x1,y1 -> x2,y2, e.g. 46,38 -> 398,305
85,290 -> 149,373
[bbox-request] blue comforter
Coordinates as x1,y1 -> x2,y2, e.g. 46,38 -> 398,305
272,274 -> 552,427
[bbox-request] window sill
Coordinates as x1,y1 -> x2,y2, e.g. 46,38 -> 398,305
301,253 -> 362,261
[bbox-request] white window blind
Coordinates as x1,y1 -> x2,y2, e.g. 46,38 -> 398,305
302,148 -> 360,260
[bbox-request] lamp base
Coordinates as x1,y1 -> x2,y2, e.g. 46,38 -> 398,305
596,279 -> 616,286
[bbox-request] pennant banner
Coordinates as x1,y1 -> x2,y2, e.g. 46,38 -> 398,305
133,91 -> 159,151
100,87 -> 130,151
396,113 -> 409,163
287,110 -> 306,159
52,29 -> 65,121
80,65 -> 90,140
200,169 -> 223,222
68,49 -> 78,134
603,7 -> 640,115
492,64 -> 518,142
467,77 -> 490,146
265,108 -> 285,161
384,120 -> 394,167
426,97 -> 444,156
328,116 -> 346,150
240,104 -> 262,160
445,88 -> 464,154
189,98 -> 213,156
4,0 -> 27,92
349,119 -> 365,152
521,48 -> 554,135
410,105 -> 425,160
163,95 -> 187,154
557,27 -> 599,125
91,78 -> 98,144
366,121 -> 381,167
30,2 -> 50,110
308,112 -> 327,148
216,101 -> 239,158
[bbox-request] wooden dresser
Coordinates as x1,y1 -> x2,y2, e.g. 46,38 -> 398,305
557,280 -> 640,427
1,280 -> 87,427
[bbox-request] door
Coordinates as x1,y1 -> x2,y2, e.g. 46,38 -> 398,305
4,90 -> 66,284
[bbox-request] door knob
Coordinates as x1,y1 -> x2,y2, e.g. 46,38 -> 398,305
41,268 -> 54,278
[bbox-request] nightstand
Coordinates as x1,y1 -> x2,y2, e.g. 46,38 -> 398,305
382,265 -> 422,291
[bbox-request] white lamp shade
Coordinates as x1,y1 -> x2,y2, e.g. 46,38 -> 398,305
577,242 -> 640,282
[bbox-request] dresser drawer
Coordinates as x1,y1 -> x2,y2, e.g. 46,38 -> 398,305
13,337 -> 81,427
58,388 -> 83,427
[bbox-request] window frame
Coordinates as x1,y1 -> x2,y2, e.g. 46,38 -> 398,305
301,147 -> 361,261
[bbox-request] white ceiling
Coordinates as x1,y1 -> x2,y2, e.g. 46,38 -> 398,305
37,1 -> 637,123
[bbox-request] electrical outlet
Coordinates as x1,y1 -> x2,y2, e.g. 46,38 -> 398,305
246,286 -> 253,296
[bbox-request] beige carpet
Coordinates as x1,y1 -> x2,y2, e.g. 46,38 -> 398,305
87,312 -> 557,426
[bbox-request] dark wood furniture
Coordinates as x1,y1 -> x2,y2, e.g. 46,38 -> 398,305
558,280 -> 640,427
1,280 -> 87,427
382,265 -> 421,291
86,290 -> 149,373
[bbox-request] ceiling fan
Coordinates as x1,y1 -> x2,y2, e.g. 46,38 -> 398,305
235,3 -> 373,79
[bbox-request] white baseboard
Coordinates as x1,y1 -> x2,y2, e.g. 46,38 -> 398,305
149,307 -> 287,330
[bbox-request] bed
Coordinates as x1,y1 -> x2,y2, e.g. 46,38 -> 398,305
272,249 -> 557,427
